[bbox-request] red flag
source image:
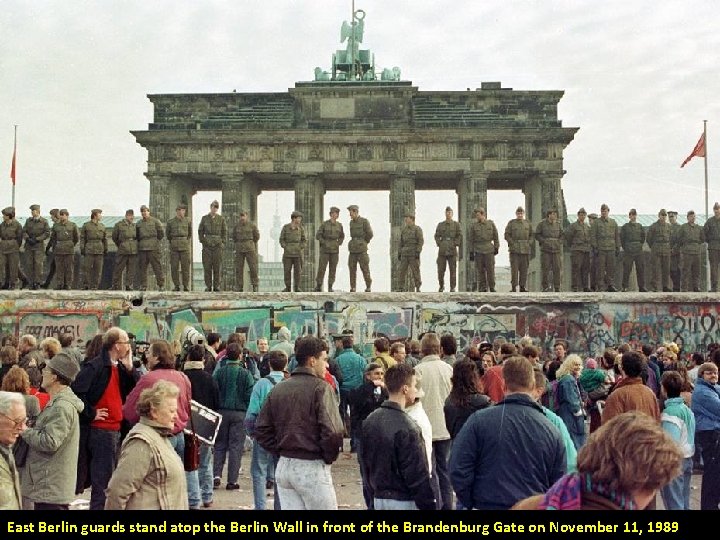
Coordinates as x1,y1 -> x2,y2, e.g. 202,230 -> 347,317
10,139 -> 16,185
680,133 -> 706,168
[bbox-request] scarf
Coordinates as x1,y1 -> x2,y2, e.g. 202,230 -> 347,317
537,473 -> 636,510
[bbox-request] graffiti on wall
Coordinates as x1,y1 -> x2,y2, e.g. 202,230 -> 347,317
2,295 -> 719,356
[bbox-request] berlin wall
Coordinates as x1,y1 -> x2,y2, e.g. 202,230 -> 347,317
2,292 -> 719,356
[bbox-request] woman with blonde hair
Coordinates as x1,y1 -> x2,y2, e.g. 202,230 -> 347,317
0,365 -> 40,421
105,380 -> 188,509
39,337 -> 61,366
555,354 -> 587,449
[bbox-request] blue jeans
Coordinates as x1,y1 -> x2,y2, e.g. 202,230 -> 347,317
374,498 -> 418,510
214,409 -> 246,484
355,438 -> 373,509
186,444 -> 214,508
431,439 -> 453,510
88,427 -> 120,510
251,440 -> 273,509
661,457 -> 693,510
276,456 -> 337,510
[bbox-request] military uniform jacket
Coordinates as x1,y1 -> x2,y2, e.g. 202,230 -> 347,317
468,220 -> 499,254
704,216 -> 720,250
348,217 -> 373,253
504,219 -> 533,254
435,220 -> 463,257
234,221 -> 260,253
316,220 -> 345,254
279,224 -> 307,257
400,224 -> 424,258
620,222 -> 646,253
646,221 -> 671,254
535,220 -> 563,253
81,221 -> 107,255
198,214 -> 226,249
166,217 -> 192,252
136,217 -> 164,251
23,216 -> 50,251
591,218 -> 620,251
0,219 -> 23,254
670,222 -> 682,253
50,221 -> 79,255
112,220 -> 138,255
678,223 -> 706,255
564,220 -> 591,252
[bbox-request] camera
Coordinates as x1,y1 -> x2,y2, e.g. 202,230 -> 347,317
181,326 -> 205,347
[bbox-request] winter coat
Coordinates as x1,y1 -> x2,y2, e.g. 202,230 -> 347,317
443,393 -> 492,439
556,375 -> 585,438
0,445 -> 21,510
691,379 -> 720,432
414,355 -> 454,441
123,368 -> 192,435
601,377 -> 660,425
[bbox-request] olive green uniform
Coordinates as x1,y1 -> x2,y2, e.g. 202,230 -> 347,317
279,223 -> 307,291
348,217 -> 373,291
49,221 -> 79,289
80,220 -> 107,289
504,218 -> 533,292
137,216 -> 165,290
535,219 -> 563,291
233,221 -> 260,292
590,217 -> 620,290
166,216 -> 192,291
0,219 -> 23,288
315,219 -> 344,291
434,220 -> 462,292
468,220 -> 499,292
677,222 -> 705,292
111,220 -> 137,290
398,224 -> 423,292
646,219 -> 671,291
23,216 -> 50,287
198,213 -> 226,291
565,220 -> 591,292
669,221 -> 682,291
704,216 -> 720,292
620,222 -> 646,291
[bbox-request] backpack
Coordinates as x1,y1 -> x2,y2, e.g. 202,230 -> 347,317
542,379 -> 561,413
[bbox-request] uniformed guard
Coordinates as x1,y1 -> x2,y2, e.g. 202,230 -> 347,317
434,206 -> 462,292
0,207 -> 23,289
234,209 -> 260,292
112,209 -> 138,290
23,204 -> 50,289
590,203 -> 620,292
49,209 -> 79,290
315,206 -> 344,292
467,207 -> 499,292
41,208 -> 61,289
347,205 -> 373,292
678,210 -> 705,292
504,206 -> 533,292
279,211 -> 307,292
198,200 -> 226,292
166,203 -> 192,291
535,209 -> 563,292
704,202 -> 720,292
587,212 -> 599,291
620,208 -> 647,292
646,209 -> 672,292
80,208 -> 107,289
137,204 -> 165,291
668,210 -> 682,292
565,208 -> 591,292
398,211 -> 423,292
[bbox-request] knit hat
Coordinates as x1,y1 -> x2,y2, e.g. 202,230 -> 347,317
46,352 -> 80,383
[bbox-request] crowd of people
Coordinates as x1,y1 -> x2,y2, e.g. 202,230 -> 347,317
1,326 -> 719,511
4,200 -> 719,293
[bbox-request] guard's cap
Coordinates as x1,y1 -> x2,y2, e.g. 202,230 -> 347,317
659,209 -> 668,216
516,206 -> 524,213
291,210 -> 303,219
714,202 -> 720,210
577,207 -> 587,215
687,210 -> 695,216
125,209 -> 134,216
239,209 -> 248,216
667,210 -> 677,216
588,213 -> 598,219
475,207 -> 486,214
405,210 -> 415,218
546,208 -> 557,216
91,208 -> 102,215
29,204 -> 40,212
629,208 -> 637,215
176,203 -> 187,211
445,206 -> 453,212
210,200 -> 219,208
601,203 -> 610,211
59,208 -> 69,216
140,205 -> 149,212
329,206 -> 340,214
49,208 -> 60,218
2,207 -> 14,216
347,205 -> 359,212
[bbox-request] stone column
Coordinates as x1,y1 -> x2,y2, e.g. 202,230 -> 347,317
294,174 -> 324,292
389,173 -> 416,291
457,170 -> 488,291
539,171 -> 563,220
220,173 -> 258,291
147,173 -> 172,289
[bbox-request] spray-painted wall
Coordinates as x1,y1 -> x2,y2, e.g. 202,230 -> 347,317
2,293 -> 719,356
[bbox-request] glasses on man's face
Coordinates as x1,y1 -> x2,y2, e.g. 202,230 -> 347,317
0,412 -> 28,430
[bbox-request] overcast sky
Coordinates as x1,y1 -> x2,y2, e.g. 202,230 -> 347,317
2,0 -> 719,291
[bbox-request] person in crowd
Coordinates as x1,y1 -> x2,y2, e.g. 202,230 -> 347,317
0,345 -> 18,386
71,327 -> 139,509
105,380 -> 188,509
555,354 -> 587,449
270,326 -> 294,359
579,357 -> 611,433
414,332 -> 454,509
0,391 -> 25,510
450,356 -> 566,509
18,334 -> 42,369
39,336 -> 61,366
513,411 -> 682,510
360,363 -> 436,510
182,344 -> 219,509
372,336 -> 395,370
390,341 -> 408,366
25,365 -> 50,410
405,373 -> 433,476
83,334 -> 104,364
659,371 -> 695,510
480,349 -> 496,371
602,351 -> 660,425
20,352 -> 83,510
521,345 -> 542,370
444,359 -> 492,440
335,334 -> 367,452
59,332 -> 83,366
255,336 -> 344,510
440,333 -> 458,366
1,366 -> 40,430
691,362 -> 720,510
254,337 -> 271,377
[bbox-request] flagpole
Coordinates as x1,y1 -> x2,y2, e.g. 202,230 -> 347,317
12,125 -> 17,208
704,120 -> 709,220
